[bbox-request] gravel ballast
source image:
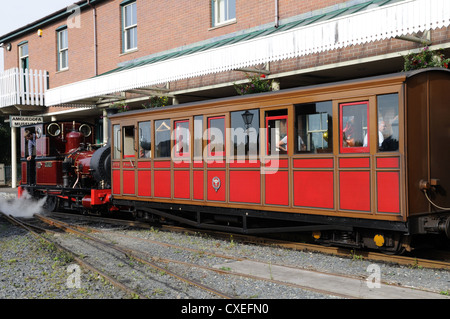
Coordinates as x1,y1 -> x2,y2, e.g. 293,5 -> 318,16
0,190 -> 449,300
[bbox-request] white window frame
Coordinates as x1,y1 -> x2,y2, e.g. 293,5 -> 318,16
213,0 -> 236,26
122,2 -> 137,52
58,29 -> 69,71
18,43 -> 29,70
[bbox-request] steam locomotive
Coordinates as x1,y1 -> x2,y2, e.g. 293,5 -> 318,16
20,121 -> 112,214
18,69 -> 450,254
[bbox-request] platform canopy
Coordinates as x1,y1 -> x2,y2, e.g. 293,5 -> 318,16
45,0 -> 450,106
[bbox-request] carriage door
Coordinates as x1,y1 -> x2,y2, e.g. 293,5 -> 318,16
112,122 -> 137,196
338,101 -> 371,212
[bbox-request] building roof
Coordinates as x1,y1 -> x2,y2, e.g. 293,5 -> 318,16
100,0 -> 401,77
45,0 -> 450,106
0,0 -> 107,44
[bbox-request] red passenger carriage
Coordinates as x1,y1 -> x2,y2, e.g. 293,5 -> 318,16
20,69 -> 450,253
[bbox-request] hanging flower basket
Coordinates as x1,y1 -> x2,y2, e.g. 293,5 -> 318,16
403,46 -> 450,71
234,73 -> 273,95
142,96 -> 169,109
109,101 -> 129,113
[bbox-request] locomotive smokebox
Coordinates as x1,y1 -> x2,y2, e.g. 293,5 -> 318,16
90,145 -> 111,188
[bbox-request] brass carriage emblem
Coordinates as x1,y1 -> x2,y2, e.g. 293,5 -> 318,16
212,176 -> 221,192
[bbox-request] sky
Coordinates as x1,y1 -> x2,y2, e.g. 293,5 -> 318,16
0,0 -> 77,71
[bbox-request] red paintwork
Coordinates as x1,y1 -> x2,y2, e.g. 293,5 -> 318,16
138,171 -> 152,197
229,170 -> 261,204
293,158 -> 333,168
339,171 -> 371,211
193,170 -> 204,200
154,170 -> 171,198
377,171 -> 400,213
174,170 -> 190,199
294,171 -> 334,209
376,157 -> 399,168
122,171 -> 135,194
339,157 -> 370,168
265,171 -> 289,206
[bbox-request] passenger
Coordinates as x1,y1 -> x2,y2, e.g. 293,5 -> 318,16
25,130 -> 36,185
25,130 -> 36,161
363,121 -> 385,148
342,117 -> 355,147
277,135 -> 288,152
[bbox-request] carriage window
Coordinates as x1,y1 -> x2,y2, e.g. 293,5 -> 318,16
377,94 -> 399,152
174,120 -> 190,158
266,109 -> 288,156
155,119 -> 171,158
123,126 -> 135,158
208,116 -> 225,157
340,102 -> 369,153
295,101 -> 332,153
231,109 -> 259,158
194,116 -> 203,160
138,121 -> 151,158
113,125 -> 120,159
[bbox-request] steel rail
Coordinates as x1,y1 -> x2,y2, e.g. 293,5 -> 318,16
35,213 -> 233,299
50,211 -> 450,270
0,212 -> 146,299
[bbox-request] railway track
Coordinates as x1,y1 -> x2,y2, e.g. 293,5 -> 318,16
49,211 -> 450,271
2,210 -> 449,299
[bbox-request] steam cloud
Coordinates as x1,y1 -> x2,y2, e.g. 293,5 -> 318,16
0,190 -> 47,219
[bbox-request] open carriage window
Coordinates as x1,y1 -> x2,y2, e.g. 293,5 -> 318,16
340,102 -> 369,153
123,126 -> 135,159
266,109 -> 288,156
295,101 -> 332,153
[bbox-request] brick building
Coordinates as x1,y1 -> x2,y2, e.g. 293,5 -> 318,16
0,0 -> 449,186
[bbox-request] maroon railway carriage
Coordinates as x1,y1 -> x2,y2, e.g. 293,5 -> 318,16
20,69 -> 450,253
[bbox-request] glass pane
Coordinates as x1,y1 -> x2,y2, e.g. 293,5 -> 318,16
175,120 -> 190,157
60,50 -> 68,69
123,126 -> 135,158
208,117 -> 225,157
126,27 -> 137,50
230,109 -> 259,158
266,115 -> 288,155
377,94 -> 399,152
295,101 -> 332,153
341,102 -> 368,151
60,30 -> 68,49
113,125 -> 120,159
227,0 -> 236,20
124,3 -> 136,27
155,119 -> 171,158
194,116 -> 203,160
20,44 -> 28,57
138,121 -> 151,158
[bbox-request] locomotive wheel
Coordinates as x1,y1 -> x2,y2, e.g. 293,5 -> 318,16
42,195 -> 58,213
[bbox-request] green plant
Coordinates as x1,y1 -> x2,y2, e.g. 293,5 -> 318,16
110,101 -> 130,112
142,95 -> 169,108
234,73 -> 273,95
403,46 -> 450,71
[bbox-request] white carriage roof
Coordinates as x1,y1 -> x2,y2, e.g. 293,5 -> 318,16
45,0 -> 450,106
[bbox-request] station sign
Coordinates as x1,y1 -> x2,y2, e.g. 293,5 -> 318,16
9,116 -> 43,128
